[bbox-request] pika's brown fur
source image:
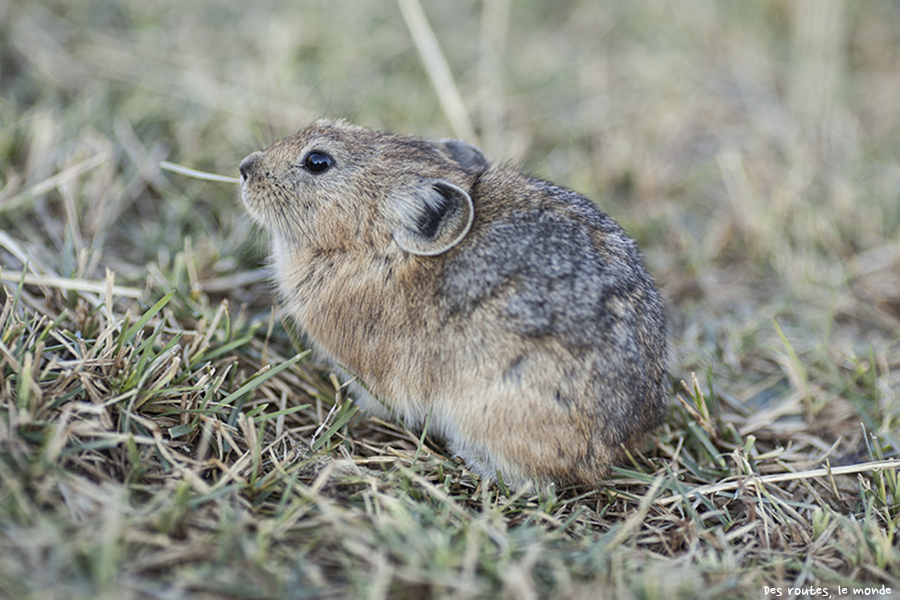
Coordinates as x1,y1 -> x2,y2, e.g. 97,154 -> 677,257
239,119 -> 667,488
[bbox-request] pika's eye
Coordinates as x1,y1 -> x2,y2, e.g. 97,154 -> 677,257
303,151 -> 333,173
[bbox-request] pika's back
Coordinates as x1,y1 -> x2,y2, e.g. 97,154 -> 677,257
437,169 -> 667,467
441,170 -> 655,345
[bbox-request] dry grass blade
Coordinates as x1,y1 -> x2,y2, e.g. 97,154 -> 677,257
396,0 -> 477,142
658,458 -> 900,505
160,161 -> 241,184
0,152 -> 108,212
0,269 -> 143,299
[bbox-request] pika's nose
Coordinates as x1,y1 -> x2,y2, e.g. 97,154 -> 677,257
239,152 -> 263,181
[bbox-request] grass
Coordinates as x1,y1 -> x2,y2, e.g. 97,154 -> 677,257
1,0 -> 899,598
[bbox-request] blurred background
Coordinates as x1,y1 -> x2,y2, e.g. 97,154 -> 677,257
2,0 -> 900,423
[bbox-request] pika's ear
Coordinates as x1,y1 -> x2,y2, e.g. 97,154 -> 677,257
387,179 -> 474,256
429,139 -> 489,172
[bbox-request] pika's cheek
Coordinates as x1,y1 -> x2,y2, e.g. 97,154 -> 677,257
240,179 -> 266,216
240,186 -> 260,214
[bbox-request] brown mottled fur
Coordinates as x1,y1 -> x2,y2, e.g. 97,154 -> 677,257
240,119 -> 668,488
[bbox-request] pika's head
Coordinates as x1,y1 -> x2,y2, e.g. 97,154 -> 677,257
240,120 -> 488,257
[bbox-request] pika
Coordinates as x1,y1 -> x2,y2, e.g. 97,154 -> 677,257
239,119 -> 667,488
